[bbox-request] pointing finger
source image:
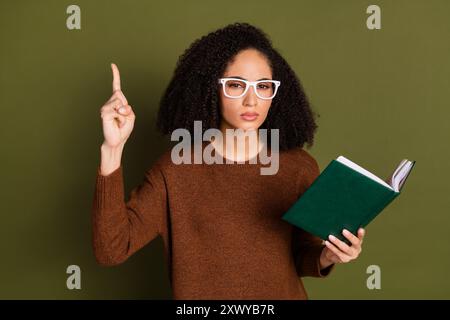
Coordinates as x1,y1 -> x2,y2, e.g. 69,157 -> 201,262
107,90 -> 128,106
111,63 -> 121,93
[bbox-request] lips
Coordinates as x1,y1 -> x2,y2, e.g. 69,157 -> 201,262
240,112 -> 259,121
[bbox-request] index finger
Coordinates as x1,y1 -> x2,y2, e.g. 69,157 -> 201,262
342,229 -> 361,247
357,228 -> 365,241
111,63 -> 121,92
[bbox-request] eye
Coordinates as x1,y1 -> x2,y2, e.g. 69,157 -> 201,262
257,83 -> 271,90
226,81 -> 245,88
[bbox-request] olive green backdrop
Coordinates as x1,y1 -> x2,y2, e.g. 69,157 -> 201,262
1,0 -> 449,299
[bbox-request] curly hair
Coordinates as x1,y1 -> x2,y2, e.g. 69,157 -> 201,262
156,22 -> 319,151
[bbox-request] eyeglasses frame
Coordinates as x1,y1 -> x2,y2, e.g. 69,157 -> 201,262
218,77 -> 281,100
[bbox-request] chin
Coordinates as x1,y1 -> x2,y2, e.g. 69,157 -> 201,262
236,123 -> 260,132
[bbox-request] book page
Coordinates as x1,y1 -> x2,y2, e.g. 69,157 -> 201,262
391,160 -> 415,192
336,156 -> 394,190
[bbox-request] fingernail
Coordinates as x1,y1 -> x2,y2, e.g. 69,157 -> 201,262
119,107 -> 126,114
328,235 -> 335,240
343,229 -> 349,234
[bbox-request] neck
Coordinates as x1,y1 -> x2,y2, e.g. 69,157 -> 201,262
213,122 -> 262,162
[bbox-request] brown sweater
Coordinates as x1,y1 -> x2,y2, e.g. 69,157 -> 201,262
92,141 -> 334,299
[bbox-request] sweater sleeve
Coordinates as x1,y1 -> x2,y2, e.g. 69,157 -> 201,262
292,150 -> 335,278
91,162 -> 167,266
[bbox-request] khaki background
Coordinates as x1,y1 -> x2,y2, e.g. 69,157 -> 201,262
1,0 -> 449,299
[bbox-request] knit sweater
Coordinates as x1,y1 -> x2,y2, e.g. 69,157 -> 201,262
92,141 -> 334,299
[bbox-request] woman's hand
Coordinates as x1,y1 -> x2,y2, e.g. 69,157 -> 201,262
319,228 -> 365,269
100,63 -> 136,149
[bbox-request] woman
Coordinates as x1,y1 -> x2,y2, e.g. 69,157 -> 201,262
93,22 -> 365,299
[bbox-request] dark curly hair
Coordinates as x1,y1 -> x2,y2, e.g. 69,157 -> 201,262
156,22 -> 319,151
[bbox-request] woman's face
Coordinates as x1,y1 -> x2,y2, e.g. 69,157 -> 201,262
218,48 -> 273,132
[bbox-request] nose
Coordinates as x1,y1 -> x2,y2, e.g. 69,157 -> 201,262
243,84 -> 258,107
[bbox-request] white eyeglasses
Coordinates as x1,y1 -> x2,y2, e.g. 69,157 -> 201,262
218,77 -> 281,100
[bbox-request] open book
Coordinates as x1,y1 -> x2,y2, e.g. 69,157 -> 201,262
282,156 -> 416,243
336,156 -> 415,193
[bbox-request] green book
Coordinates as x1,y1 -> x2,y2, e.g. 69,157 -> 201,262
282,156 -> 416,243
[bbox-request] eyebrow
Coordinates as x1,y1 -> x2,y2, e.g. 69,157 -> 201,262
227,76 -> 272,81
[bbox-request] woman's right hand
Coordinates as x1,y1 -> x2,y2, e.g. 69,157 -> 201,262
100,63 -> 136,149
